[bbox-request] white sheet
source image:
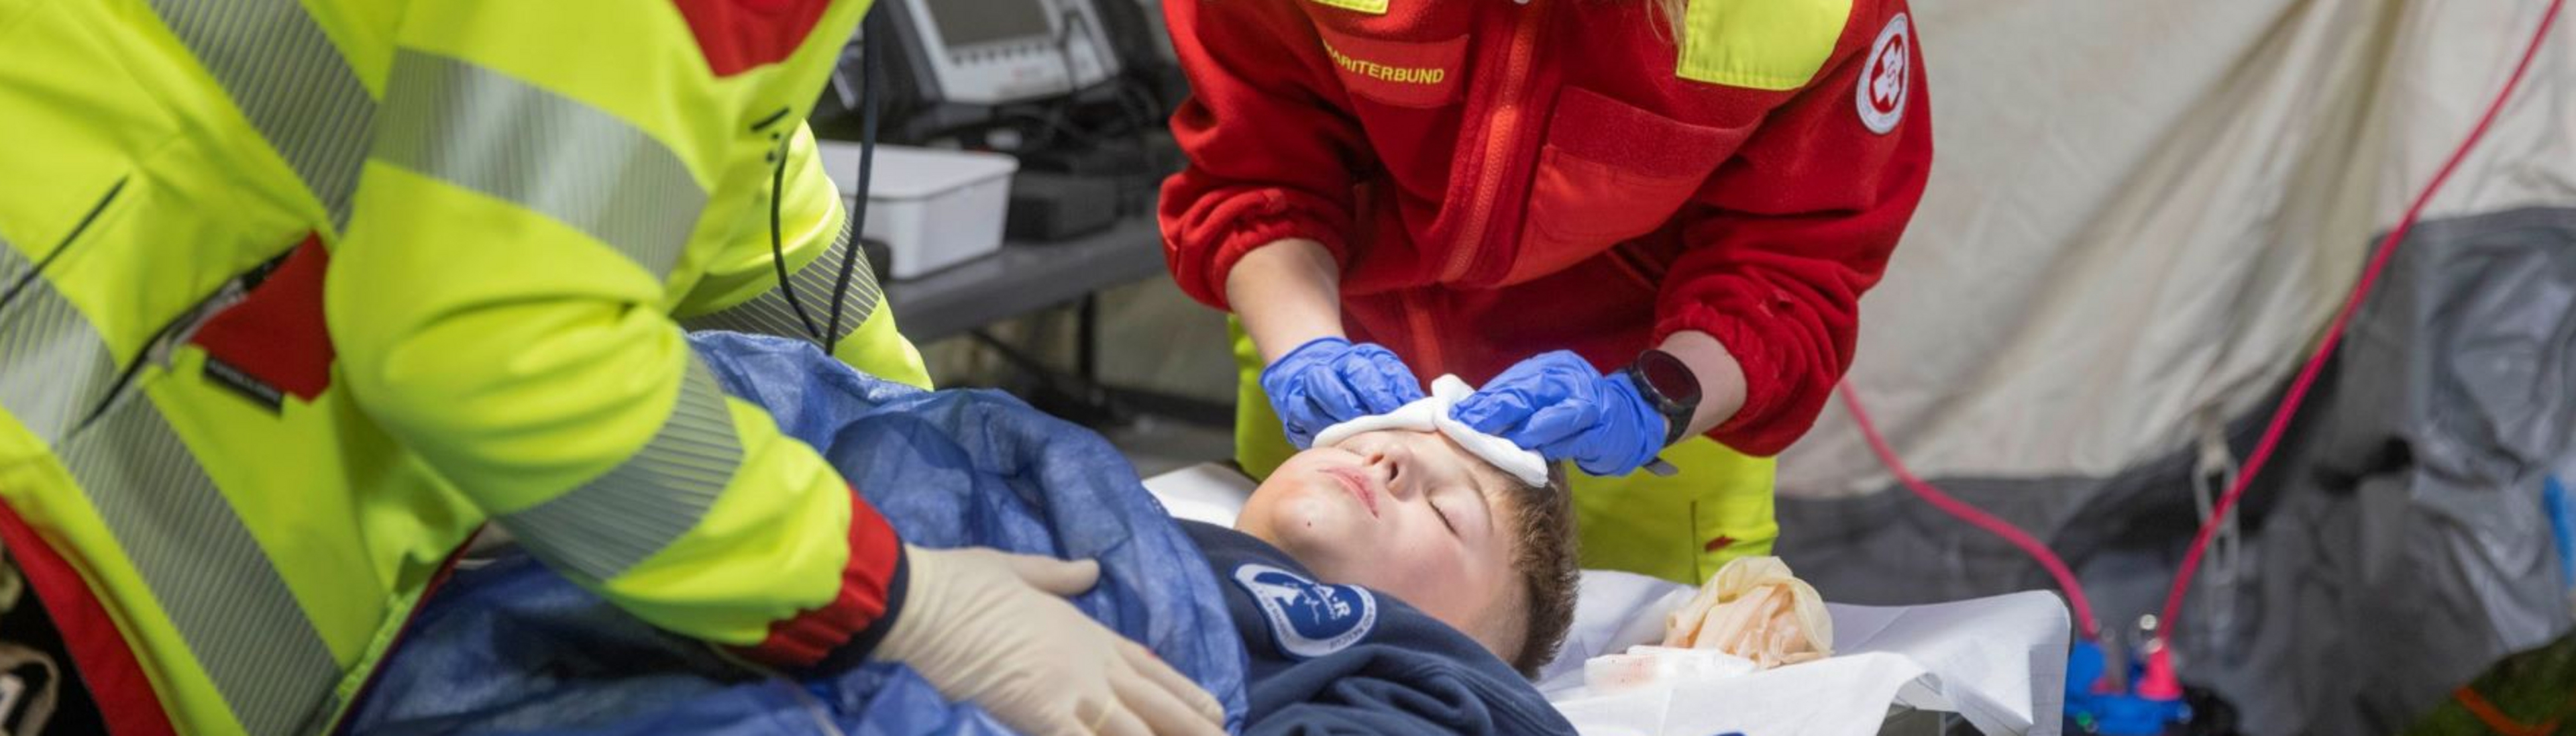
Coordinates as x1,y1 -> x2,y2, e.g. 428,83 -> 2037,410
1538,571 -> 2068,736
1144,462 -> 1254,527
1142,463 -> 2070,735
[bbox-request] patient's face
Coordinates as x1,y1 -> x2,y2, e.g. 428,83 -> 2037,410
1236,429 -> 1525,650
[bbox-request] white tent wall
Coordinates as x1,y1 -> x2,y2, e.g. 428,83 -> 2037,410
1767,1 -> 2576,733
1781,0 -> 2574,496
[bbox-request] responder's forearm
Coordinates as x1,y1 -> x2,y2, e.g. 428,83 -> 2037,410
1226,238 -> 1346,364
1658,329 -> 1750,437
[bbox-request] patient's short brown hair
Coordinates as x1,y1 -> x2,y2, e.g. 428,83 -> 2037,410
1499,463 -> 1580,678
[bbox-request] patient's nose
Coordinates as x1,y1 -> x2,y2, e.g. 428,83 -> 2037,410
1373,446 -> 1417,499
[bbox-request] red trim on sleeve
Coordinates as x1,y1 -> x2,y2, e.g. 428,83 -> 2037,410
670,0 -> 835,77
734,490 -> 903,666
0,501 -> 180,736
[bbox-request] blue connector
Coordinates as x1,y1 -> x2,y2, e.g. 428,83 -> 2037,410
2063,641 -> 2191,735
2544,476 -> 2573,593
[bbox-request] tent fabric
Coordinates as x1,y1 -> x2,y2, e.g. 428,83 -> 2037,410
2205,208 -> 2576,735
344,332 -> 1250,735
1779,207 -> 2576,735
1766,2 -> 2576,729
1780,0 -> 2576,495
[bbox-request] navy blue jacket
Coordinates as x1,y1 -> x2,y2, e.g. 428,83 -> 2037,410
1180,521 -> 1578,735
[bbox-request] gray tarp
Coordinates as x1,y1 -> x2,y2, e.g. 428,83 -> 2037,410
1778,207 -> 2576,735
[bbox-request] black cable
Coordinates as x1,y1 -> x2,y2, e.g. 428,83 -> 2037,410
1049,9 -> 1162,215
1108,72 -> 1167,174
1124,66 -> 1170,119
1090,14 -> 1166,210
997,107 -> 1117,148
824,15 -> 880,355
1010,101 -> 1071,150
768,135 -> 824,343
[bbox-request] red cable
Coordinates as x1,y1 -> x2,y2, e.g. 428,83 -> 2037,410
2453,685 -> 2562,736
1839,387 -> 2104,639
2157,0 -> 2564,640
1838,0 -> 2565,658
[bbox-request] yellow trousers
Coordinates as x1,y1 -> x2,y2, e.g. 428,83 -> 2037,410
1230,323 -> 1778,584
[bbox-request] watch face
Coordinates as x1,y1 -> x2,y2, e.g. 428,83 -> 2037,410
1638,351 -> 1702,404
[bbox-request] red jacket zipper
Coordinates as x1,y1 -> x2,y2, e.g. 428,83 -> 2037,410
1440,0 -> 1545,283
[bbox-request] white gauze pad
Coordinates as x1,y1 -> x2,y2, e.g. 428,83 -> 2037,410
1309,375 -> 1551,488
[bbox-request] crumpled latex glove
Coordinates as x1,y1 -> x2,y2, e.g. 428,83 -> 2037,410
1450,350 -> 1664,476
1260,337 -> 1427,448
872,545 -> 1226,735
1660,556 -> 1834,670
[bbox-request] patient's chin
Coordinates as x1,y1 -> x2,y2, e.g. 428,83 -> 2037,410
1271,494 -> 1361,549
1242,481 -> 1344,541
1248,492 -> 1368,569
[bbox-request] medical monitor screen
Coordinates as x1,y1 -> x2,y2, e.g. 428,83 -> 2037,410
930,0 -> 1055,48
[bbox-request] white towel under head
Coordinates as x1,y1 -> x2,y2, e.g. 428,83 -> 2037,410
1310,375 -> 1552,488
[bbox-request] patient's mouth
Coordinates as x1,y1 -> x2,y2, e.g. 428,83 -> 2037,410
1324,468 -> 1380,518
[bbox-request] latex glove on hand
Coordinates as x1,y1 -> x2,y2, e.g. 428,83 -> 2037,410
1661,556 -> 1833,669
1259,337 -> 1427,448
871,545 -> 1225,736
1450,350 -> 1666,476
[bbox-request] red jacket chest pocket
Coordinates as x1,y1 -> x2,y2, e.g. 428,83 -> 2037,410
1505,86 -> 1748,286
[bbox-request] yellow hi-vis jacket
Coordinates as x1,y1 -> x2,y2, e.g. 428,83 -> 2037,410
0,1 -> 930,733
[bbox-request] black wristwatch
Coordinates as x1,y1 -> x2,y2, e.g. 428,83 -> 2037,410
1621,349 -> 1702,448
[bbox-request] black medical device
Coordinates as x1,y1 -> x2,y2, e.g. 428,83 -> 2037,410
887,0 -> 1121,105
802,0 -> 1181,282
814,0 -> 1134,141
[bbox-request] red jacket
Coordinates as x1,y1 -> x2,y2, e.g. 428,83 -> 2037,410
1160,0 -> 1932,456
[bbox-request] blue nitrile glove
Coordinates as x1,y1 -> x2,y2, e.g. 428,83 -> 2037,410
1451,351 -> 1666,476
1260,337 -> 1428,448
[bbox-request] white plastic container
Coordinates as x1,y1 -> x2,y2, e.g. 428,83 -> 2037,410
816,142 -> 1019,280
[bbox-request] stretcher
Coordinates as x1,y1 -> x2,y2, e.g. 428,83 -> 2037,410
1144,463 -> 2070,736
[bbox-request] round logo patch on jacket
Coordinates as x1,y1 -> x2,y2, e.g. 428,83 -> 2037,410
1232,564 -> 1377,659
1856,13 -> 1911,134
